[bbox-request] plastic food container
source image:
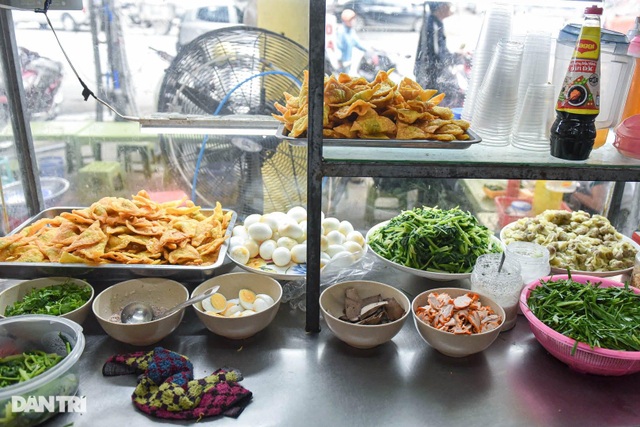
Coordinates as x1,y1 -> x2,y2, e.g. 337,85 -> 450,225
0,315 -> 85,426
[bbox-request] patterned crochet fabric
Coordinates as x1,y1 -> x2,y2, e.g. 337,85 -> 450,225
102,347 -> 252,420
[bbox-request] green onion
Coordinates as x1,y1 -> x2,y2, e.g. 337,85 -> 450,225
527,275 -> 640,353
0,351 -> 63,388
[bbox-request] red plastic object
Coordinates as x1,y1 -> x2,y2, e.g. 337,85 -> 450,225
520,274 -> 640,376
147,190 -> 189,204
495,196 -> 570,228
632,231 -> 640,245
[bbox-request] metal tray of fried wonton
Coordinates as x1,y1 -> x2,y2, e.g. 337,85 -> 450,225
0,207 -> 236,284
276,124 -> 482,149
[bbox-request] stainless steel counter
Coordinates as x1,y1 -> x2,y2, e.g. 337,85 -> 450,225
4,264 -> 636,427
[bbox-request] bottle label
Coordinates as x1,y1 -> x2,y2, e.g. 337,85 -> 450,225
556,26 -> 601,115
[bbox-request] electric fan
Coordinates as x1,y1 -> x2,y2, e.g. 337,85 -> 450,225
156,26 -> 308,218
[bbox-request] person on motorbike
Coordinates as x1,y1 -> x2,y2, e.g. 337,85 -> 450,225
414,2 -> 462,107
336,9 -> 377,74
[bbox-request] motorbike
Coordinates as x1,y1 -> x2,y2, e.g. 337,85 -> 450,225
324,48 -> 397,80
0,47 -> 64,124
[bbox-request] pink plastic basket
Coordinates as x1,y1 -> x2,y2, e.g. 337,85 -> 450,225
520,274 -> 640,376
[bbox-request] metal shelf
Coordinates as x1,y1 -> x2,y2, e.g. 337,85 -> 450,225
304,0 -> 640,333
320,142 -> 640,181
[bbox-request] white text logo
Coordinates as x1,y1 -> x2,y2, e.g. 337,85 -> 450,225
11,396 -> 86,413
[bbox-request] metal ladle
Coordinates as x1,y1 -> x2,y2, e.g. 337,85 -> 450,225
120,286 -> 220,324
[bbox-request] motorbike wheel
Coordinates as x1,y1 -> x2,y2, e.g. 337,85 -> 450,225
61,14 -> 77,31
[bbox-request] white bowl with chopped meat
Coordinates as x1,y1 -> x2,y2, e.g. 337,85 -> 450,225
320,280 -> 411,349
412,287 -> 505,357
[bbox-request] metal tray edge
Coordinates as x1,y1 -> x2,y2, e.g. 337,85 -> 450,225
0,207 -> 237,280
275,124 -> 482,149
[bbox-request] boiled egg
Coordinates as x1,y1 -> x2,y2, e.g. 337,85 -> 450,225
253,297 -> 271,313
260,213 -> 280,232
259,239 -> 278,260
346,230 -> 365,247
241,309 -> 256,317
338,220 -> 354,236
201,292 -> 227,313
256,294 -> 275,305
278,222 -> 304,240
243,239 -> 260,259
230,245 -> 250,264
248,222 -> 273,242
239,288 -> 257,310
290,243 -> 307,264
287,206 -> 307,223
244,214 -> 262,228
320,235 -> 329,252
223,304 -> 242,317
325,244 -> 346,258
272,246 -> 292,266
229,235 -> 245,249
277,236 -> 298,250
326,230 -> 345,246
343,240 -> 364,253
232,225 -> 248,237
322,217 -> 340,234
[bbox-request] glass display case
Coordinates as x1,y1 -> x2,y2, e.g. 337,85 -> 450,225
0,2 -> 639,424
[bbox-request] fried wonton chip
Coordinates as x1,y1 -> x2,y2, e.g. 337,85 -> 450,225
274,69 -> 472,142
0,191 -> 233,266
351,109 -> 396,136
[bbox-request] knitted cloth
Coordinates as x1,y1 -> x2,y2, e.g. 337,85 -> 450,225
102,347 -> 252,420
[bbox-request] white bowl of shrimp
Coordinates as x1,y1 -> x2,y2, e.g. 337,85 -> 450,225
412,287 -> 505,357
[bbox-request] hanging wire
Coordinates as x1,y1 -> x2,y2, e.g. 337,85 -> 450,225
35,0 -> 138,122
190,70 -> 301,202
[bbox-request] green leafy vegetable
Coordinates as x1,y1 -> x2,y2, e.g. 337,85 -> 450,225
5,281 -> 91,317
527,276 -> 640,352
368,206 -> 502,273
0,351 -> 63,388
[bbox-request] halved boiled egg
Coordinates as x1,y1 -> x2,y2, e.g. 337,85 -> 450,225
239,288 -> 257,310
202,292 -> 227,313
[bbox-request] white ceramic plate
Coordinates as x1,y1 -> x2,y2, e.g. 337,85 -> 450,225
227,245 -> 368,281
366,220 -> 502,282
500,221 -> 640,278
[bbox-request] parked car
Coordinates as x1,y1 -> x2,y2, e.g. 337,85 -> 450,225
11,1 -> 90,31
176,1 -> 243,52
331,0 -> 424,32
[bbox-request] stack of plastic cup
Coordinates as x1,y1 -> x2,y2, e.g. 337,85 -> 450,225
462,3 -> 513,122
512,31 -> 553,129
472,40 -> 524,146
510,83 -> 555,151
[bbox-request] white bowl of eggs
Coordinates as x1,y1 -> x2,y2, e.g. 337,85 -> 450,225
192,272 -> 282,339
227,206 -> 367,279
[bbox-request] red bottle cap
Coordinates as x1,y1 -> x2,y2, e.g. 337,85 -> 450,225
584,5 -> 603,15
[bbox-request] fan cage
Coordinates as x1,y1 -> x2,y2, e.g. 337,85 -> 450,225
156,26 -> 309,218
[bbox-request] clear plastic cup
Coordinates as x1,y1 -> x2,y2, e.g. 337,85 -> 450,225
511,83 -> 555,151
472,40 -> 524,146
462,4 -> 514,122
470,253 -> 522,332
504,242 -> 550,286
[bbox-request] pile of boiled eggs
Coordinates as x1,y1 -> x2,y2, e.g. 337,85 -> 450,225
229,206 -> 366,269
201,288 -> 275,317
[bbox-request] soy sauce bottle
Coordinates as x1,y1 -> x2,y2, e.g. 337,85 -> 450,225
550,5 -> 602,160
